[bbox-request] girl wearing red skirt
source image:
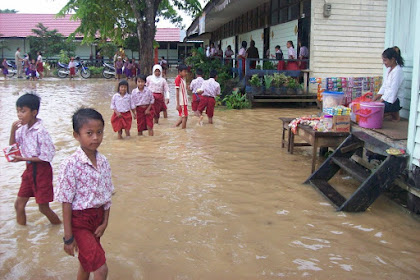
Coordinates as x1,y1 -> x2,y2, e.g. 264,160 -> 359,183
146,64 -> 169,124
131,74 -> 155,136
110,80 -> 135,139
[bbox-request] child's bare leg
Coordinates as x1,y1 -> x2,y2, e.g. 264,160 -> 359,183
15,197 -> 29,225
117,130 -> 123,139
125,129 -> 130,137
38,203 -> 61,224
77,263 -> 90,280
181,117 -> 188,129
93,263 -> 108,280
154,117 -> 159,124
208,117 -> 213,124
174,118 -> 182,127
147,127 -> 154,136
163,110 -> 168,118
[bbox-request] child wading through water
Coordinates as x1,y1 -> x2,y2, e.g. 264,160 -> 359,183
9,93 -> 61,225
56,108 -> 114,280
69,57 -> 76,80
115,57 -> 123,80
189,68 -> 204,117
174,64 -> 189,129
131,74 -> 155,136
29,59 -> 37,81
197,69 -> 221,125
146,64 -> 170,124
110,80 -> 135,139
2,58 -> 9,78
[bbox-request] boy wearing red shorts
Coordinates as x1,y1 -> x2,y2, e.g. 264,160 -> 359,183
56,108 -> 114,280
174,64 -> 189,129
198,69 -> 221,124
9,93 -> 61,225
189,68 -> 204,117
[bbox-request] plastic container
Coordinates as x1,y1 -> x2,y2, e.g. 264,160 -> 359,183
355,102 -> 385,129
323,115 -> 333,130
322,91 -> 344,111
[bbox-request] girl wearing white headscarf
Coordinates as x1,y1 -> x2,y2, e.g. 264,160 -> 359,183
146,64 -> 170,124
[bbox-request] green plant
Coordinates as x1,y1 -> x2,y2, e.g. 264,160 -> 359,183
272,73 -> 288,87
249,74 -> 262,87
59,50 -> 70,63
88,66 -> 103,76
286,77 -> 299,89
263,61 -> 275,70
222,88 -> 252,109
264,75 -> 274,90
255,65 -> 261,70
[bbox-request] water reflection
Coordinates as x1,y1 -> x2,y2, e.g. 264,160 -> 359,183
0,78 -> 419,279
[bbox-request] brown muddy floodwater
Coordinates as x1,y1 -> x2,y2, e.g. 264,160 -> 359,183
0,76 -> 419,280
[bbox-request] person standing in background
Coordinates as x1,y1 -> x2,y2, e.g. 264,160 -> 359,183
15,47 -> 24,78
298,39 -> 309,69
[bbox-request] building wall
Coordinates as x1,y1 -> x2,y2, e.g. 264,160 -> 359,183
238,28 -> 264,58
269,20 -> 298,59
221,36 -> 236,54
310,0 -> 387,78
2,38 -> 30,59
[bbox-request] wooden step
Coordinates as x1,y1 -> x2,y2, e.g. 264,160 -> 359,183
331,157 -> 371,183
308,179 -> 347,208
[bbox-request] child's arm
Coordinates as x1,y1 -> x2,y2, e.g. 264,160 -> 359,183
94,207 -> 110,238
9,120 -> 20,145
63,202 -> 78,256
176,88 -> 180,110
145,104 -> 152,115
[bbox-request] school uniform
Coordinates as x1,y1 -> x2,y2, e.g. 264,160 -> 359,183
37,55 -> 44,73
68,61 -> 76,75
2,60 -> 9,75
110,93 -> 134,132
286,47 -> 299,70
131,87 -> 155,131
189,76 -> 204,112
15,119 -> 55,203
115,61 -> 123,75
146,65 -> 170,119
198,78 -> 220,118
175,74 -> 188,117
56,147 -> 114,273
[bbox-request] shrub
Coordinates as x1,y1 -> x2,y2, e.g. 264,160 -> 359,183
88,66 -> 103,76
264,75 -> 274,90
272,73 -> 288,87
249,74 -> 262,87
222,88 -> 251,109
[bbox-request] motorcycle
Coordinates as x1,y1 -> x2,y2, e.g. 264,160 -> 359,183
102,62 -> 116,79
5,61 -> 18,78
57,58 -> 91,79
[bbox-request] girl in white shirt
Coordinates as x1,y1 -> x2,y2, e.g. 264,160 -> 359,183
286,41 -> 299,70
373,47 -> 405,121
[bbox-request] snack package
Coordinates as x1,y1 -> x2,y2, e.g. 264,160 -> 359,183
3,143 -> 21,162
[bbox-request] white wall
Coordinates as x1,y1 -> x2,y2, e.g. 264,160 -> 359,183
221,36 -> 235,55
270,20 -> 298,58
310,0 -> 387,78
238,28 -> 264,58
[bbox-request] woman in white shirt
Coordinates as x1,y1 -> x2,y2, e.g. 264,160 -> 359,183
373,47 -> 405,121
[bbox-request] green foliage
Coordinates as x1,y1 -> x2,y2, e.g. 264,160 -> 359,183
249,74 -> 262,87
88,66 -> 103,75
263,61 -> 275,70
286,77 -> 300,89
272,73 -> 288,87
99,42 -> 117,60
264,75 -> 274,89
222,88 -> 251,109
59,50 -> 70,63
0,36 -> 10,55
28,23 -> 76,59
0,9 -> 18,13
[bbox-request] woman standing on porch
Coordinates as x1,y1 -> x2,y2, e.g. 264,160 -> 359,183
237,41 -> 247,74
373,47 -> 405,122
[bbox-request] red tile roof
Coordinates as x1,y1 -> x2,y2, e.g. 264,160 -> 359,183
0,14 -> 181,42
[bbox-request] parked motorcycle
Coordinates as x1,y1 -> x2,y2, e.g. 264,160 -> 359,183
5,61 -> 18,78
102,62 -> 116,79
57,58 -> 91,78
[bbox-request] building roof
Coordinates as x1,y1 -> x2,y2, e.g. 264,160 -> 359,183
0,13 -> 182,42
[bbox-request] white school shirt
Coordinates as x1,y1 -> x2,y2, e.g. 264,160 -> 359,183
288,47 -> 297,59
378,65 -> 404,104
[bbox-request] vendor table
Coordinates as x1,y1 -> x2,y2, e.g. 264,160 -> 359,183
287,121 -> 349,173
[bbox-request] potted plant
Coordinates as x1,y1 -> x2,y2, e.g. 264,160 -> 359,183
272,73 -> 288,94
286,77 -> 299,95
249,74 -> 263,95
264,74 -> 274,95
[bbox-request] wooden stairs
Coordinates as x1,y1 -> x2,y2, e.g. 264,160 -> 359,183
304,131 -> 407,212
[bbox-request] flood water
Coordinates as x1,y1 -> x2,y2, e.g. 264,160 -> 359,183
0,75 -> 419,280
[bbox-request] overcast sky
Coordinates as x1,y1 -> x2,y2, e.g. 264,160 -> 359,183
0,0 -> 205,29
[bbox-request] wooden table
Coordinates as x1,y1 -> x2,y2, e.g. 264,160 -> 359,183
290,124 -> 349,173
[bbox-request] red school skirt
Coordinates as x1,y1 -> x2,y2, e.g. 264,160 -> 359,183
152,93 -> 165,119
70,67 -> 76,75
72,207 -> 106,273
136,105 -> 154,131
111,111 -> 132,132
198,96 -> 216,118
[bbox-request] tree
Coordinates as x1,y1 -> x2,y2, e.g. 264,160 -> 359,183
0,34 -> 10,58
28,23 -> 76,59
0,9 -> 18,13
58,0 -> 203,75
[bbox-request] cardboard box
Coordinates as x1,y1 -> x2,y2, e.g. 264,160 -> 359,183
332,115 -> 351,132
3,143 -> 21,162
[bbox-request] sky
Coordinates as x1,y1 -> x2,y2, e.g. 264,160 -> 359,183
0,0 -> 206,29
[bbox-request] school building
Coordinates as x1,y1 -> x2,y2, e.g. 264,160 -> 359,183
0,13 -> 197,63
186,0 -> 420,185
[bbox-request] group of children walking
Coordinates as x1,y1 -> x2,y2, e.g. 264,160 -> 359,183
110,64 -> 221,137
7,63 -> 220,279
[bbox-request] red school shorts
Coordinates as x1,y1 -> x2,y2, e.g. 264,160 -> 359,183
136,105 -> 154,131
18,161 -> 54,204
72,207 -> 106,273
178,105 -> 188,117
191,94 -> 200,111
70,67 -> 76,75
198,96 -> 216,118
